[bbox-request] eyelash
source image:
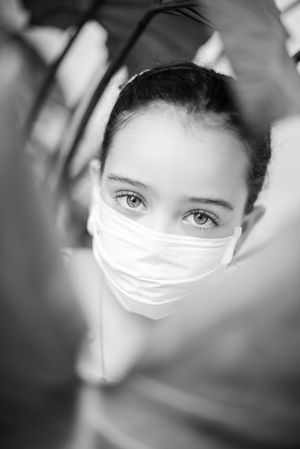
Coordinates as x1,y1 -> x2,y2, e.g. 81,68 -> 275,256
113,190 -> 146,211
112,191 -> 220,228
183,209 -> 219,229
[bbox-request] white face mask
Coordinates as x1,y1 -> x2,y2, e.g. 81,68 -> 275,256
88,193 -> 242,320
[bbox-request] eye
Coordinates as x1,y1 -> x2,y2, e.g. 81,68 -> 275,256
126,194 -> 142,208
114,191 -> 146,212
184,210 -> 218,229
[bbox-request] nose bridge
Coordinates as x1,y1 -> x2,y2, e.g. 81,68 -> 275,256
145,207 -> 174,234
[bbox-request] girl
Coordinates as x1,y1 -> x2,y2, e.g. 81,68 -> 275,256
69,62 -> 271,383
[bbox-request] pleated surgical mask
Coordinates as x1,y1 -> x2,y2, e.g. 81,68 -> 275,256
88,193 -> 242,320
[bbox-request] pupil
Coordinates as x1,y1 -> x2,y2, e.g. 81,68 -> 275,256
195,213 -> 207,224
128,195 -> 140,207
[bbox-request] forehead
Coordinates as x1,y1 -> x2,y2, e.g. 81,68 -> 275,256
104,106 -> 248,201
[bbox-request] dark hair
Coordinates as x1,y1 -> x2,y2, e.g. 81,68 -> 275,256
100,62 -> 271,214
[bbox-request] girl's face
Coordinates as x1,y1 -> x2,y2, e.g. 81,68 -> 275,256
98,106 -> 262,242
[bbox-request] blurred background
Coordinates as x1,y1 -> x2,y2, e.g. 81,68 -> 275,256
1,1 -> 300,448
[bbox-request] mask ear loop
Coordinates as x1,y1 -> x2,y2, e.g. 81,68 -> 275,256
221,227 -> 242,265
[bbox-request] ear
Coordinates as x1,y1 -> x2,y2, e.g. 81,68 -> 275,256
235,204 -> 265,253
89,159 -> 101,188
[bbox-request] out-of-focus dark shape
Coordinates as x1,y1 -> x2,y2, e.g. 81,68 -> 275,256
294,49 -> 300,63
22,0 -> 211,76
0,28 -> 85,441
22,0 -> 300,139
9,32 -> 70,179
196,0 -> 300,135
21,0 -> 211,145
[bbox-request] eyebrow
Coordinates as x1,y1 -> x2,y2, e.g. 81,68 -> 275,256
107,174 -> 151,191
186,197 -> 234,211
107,173 -> 233,211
